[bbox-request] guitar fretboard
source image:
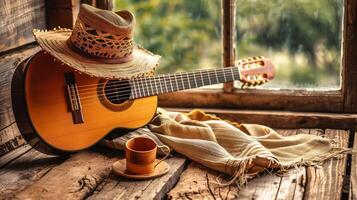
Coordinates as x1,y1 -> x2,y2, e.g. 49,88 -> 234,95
129,67 -> 241,99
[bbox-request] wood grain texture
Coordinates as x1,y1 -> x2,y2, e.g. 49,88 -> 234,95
222,0 -> 236,93
0,148 -> 65,199
0,45 -> 40,155
272,129 -> 310,200
0,144 -> 32,168
159,89 -> 343,113
349,131 -> 357,200
167,162 -> 239,200
96,0 -> 114,10
87,156 -> 187,200
165,108 -> 357,129
342,0 -> 357,113
46,0 -> 80,29
304,129 -> 349,200
0,123 -> 26,157
0,0 -> 45,53
14,150 -> 115,200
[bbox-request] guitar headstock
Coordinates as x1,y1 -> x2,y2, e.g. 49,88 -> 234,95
236,56 -> 275,86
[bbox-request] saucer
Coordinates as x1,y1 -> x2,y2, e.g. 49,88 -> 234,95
112,159 -> 170,180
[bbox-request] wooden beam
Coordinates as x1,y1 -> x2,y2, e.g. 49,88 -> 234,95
46,0 -> 80,29
342,0 -> 357,113
222,0 -> 236,93
164,108 -> 357,129
0,0 -> 46,53
158,89 -> 344,113
349,131 -> 357,200
96,0 -> 114,10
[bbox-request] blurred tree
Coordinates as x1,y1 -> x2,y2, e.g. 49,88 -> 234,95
236,0 -> 342,87
115,0 -> 343,88
115,0 -> 221,73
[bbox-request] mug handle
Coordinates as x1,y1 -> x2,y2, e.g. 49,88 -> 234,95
155,145 -> 171,168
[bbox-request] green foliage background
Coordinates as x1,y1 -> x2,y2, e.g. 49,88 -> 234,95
115,0 -> 342,88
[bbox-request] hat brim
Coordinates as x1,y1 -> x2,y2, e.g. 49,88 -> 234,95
33,29 -> 160,79
112,159 -> 170,180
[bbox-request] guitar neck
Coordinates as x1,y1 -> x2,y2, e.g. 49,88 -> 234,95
129,66 -> 241,99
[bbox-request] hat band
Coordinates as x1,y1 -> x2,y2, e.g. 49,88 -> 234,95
66,39 -> 134,64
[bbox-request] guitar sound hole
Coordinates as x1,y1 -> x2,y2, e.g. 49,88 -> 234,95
104,80 -> 131,104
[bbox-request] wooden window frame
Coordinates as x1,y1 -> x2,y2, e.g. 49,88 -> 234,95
159,0 -> 357,114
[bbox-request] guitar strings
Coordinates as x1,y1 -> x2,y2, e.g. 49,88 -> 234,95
74,61 -> 262,90
78,72 -> 238,102
74,65 -> 244,89
78,65 -> 269,102
77,68 -> 240,96
78,69 -> 265,103
80,77 -> 222,104
76,66 -> 244,93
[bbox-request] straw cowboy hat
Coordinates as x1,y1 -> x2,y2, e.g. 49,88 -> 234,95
33,4 -> 160,79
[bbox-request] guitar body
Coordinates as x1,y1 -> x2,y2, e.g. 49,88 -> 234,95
12,51 -> 157,154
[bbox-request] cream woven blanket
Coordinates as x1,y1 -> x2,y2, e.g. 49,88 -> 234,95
102,109 -> 351,185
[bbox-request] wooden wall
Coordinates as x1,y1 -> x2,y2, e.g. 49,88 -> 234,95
0,0 -> 46,156
0,0 -> 46,53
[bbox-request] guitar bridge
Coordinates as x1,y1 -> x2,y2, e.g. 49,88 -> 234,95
65,72 -> 84,124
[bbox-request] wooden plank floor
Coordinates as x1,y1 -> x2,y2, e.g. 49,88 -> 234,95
0,128 -> 354,200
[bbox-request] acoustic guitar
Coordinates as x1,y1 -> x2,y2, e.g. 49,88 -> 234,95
12,51 -> 275,155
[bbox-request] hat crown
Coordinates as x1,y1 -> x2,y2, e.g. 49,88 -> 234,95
69,4 -> 135,62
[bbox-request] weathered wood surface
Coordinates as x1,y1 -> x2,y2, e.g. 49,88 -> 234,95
0,128 -> 353,199
159,89 -> 344,113
96,0 -> 114,10
83,0 -> 114,10
14,150 -> 115,200
222,0 -> 236,93
0,45 -> 41,155
349,131 -> 357,200
342,0 -> 357,114
46,0 -> 80,29
167,162 -> 239,200
0,144 -> 32,168
0,123 -> 27,157
168,129 -> 350,200
0,147 -> 66,199
87,155 -> 187,200
165,108 -> 357,130
0,0 -> 46,53
0,146 -> 187,200
304,129 -> 349,200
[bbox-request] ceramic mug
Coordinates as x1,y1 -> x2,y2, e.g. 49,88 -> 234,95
125,137 -> 170,174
